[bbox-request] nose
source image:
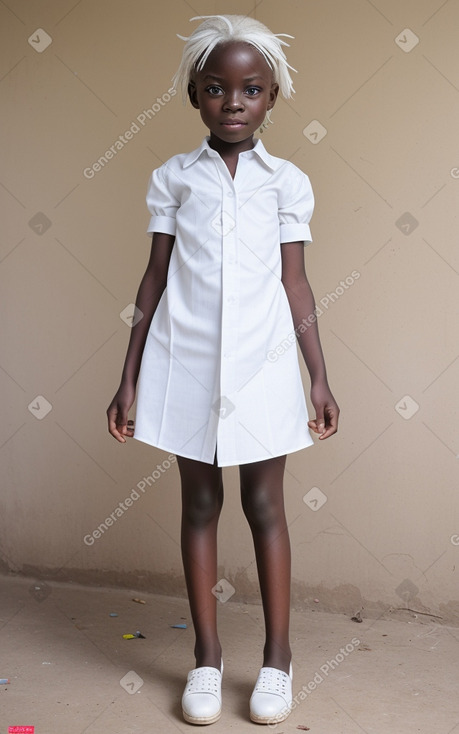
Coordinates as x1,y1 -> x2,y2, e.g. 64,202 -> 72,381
223,91 -> 244,112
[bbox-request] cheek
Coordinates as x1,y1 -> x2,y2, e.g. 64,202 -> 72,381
249,96 -> 272,114
199,98 -> 221,115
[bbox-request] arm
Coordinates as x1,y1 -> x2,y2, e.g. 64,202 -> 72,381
281,242 -> 339,439
107,232 -> 175,442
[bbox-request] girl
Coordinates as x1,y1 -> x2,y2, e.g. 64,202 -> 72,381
107,14 -> 339,726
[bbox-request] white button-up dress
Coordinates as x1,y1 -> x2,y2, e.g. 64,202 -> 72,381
134,137 -> 315,466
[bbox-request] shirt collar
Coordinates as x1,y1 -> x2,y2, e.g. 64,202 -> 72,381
182,136 -> 277,171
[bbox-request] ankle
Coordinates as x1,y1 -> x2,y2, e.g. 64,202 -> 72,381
262,645 -> 292,674
194,642 -> 222,670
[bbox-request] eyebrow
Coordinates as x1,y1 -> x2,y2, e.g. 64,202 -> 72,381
202,74 -> 265,82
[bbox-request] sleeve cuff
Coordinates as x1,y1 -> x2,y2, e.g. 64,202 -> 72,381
146,215 -> 176,236
280,222 -> 312,244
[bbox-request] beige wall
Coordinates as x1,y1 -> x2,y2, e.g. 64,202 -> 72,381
1,0 -> 458,623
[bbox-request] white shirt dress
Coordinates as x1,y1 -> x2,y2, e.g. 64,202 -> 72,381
134,137 -> 315,467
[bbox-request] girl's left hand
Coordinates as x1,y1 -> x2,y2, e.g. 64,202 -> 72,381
308,381 -> 340,440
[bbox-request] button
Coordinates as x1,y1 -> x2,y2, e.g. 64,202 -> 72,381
227,191 -> 234,197
227,295 -> 236,305
223,351 -> 233,359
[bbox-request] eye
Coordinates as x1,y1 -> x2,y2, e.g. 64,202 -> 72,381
205,85 -> 223,96
246,86 -> 261,96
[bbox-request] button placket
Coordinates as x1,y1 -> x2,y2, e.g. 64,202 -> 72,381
216,176 -> 240,456
208,158 -> 241,459
221,190 -> 239,377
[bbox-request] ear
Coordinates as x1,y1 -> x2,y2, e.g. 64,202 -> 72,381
188,80 -> 199,109
267,82 -> 279,111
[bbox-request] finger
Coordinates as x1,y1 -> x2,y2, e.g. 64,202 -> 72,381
109,418 -> 127,442
307,419 -> 320,434
315,412 -> 326,435
124,419 -> 135,437
318,425 -> 337,439
107,407 -> 127,443
118,417 -> 135,439
318,410 -> 339,440
308,418 -> 325,435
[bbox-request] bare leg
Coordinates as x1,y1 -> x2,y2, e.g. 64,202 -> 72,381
239,455 -> 292,674
177,453 -> 223,670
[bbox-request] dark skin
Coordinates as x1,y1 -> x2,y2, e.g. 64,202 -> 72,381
107,41 -> 339,674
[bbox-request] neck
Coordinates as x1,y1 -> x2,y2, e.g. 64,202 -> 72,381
208,133 -> 256,159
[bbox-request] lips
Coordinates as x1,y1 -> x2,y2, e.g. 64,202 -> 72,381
221,119 -> 247,126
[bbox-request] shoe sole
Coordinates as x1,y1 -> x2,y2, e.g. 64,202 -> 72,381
250,708 -> 291,725
183,709 -> 222,725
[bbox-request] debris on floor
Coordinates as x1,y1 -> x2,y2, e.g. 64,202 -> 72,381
109,612 -> 118,617
351,611 -> 363,623
170,623 -> 187,629
132,598 -> 146,604
0,678 -> 10,684
297,726 -> 310,731
122,631 -> 146,639
391,606 -> 443,620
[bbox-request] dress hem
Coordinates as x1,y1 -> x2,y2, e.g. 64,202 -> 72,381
133,433 -> 315,467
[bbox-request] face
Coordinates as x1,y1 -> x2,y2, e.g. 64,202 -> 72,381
188,41 -> 279,149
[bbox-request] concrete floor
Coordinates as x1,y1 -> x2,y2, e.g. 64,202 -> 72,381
1,575 -> 459,733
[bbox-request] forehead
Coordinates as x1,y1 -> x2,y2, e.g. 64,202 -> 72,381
198,41 -> 273,81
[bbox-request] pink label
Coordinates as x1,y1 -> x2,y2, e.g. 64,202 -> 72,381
8,728 -> 35,733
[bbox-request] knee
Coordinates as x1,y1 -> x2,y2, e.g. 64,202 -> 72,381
241,486 -> 283,532
182,484 -> 223,528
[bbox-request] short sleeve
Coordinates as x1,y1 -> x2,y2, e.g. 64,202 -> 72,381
146,165 -> 180,236
278,167 -> 315,245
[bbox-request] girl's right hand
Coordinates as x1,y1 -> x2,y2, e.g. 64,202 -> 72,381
106,382 -> 136,443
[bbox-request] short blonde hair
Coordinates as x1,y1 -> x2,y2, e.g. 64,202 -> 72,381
172,14 -> 296,103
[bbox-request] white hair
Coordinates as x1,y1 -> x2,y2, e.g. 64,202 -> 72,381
172,14 -> 296,103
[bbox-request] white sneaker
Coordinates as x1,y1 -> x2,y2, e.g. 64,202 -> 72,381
182,660 -> 223,725
249,663 -> 293,724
